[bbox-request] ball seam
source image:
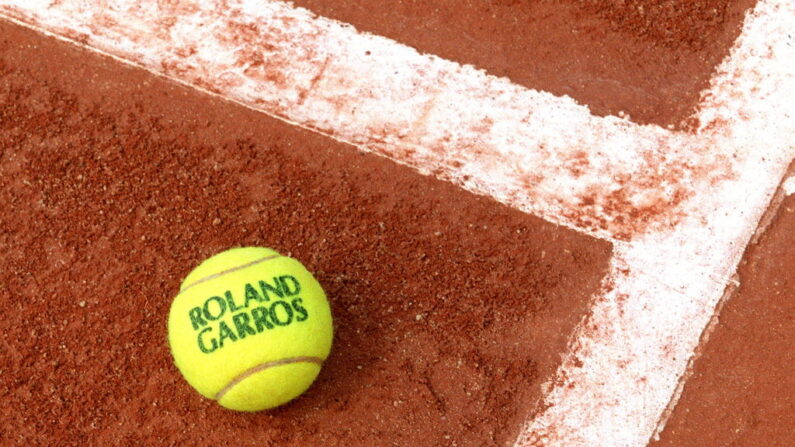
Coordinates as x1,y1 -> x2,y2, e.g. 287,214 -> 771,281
178,254 -> 281,296
214,356 -> 325,401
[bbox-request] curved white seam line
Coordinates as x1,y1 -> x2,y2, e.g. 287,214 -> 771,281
179,255 -> 281,296
215,356 -> 324,401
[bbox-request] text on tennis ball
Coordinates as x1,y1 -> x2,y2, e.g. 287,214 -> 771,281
187,275 -> 310,354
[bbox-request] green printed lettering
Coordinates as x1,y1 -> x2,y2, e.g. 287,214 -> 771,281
270,301 -> 294,326
259,278 -> 284,301
279,275 -> 302,296
217,321 -> 237,348
244,283 -> 263,306
188,307 -> 206,330
225,290 -> 243,312
291,298 -> 309,322
232,312 -> 256,339
203,296 -> 227,321
197,327 -> 217,354
251,306 -> 273,332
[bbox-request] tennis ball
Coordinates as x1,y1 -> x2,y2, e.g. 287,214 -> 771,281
168,247 -> 333,411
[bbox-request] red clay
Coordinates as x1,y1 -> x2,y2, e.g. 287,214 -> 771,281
292,0 -> 756,128
1,1 -> 785,446
653,195 -> 795,447
0,21 -> 610,446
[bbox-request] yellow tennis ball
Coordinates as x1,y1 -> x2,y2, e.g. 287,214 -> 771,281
168,247 -> 333,411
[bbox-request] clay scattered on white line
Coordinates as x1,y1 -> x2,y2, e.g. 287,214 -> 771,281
0,0 -> 736,242
521,2 -> 793,445
0,1 -> 792,447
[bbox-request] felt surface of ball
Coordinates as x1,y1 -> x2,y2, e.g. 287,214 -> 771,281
168,247 -> 333,411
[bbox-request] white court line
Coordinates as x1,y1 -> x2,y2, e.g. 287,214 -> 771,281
0,1 -> 792,446
783,176 -> 795,196
0,0 -> 723,243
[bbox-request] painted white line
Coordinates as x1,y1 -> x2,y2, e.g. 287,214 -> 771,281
521,2 -> 794,444
520,2 -> 794,445
783,176 -> 795,196
0,1 -> 792,446
0,0 -> 730,242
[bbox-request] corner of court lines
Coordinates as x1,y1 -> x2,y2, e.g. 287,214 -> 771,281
0,1 -> 793,447
515,1 -> 794,444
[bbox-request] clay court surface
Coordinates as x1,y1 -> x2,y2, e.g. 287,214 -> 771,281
0,1 -> 792,446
